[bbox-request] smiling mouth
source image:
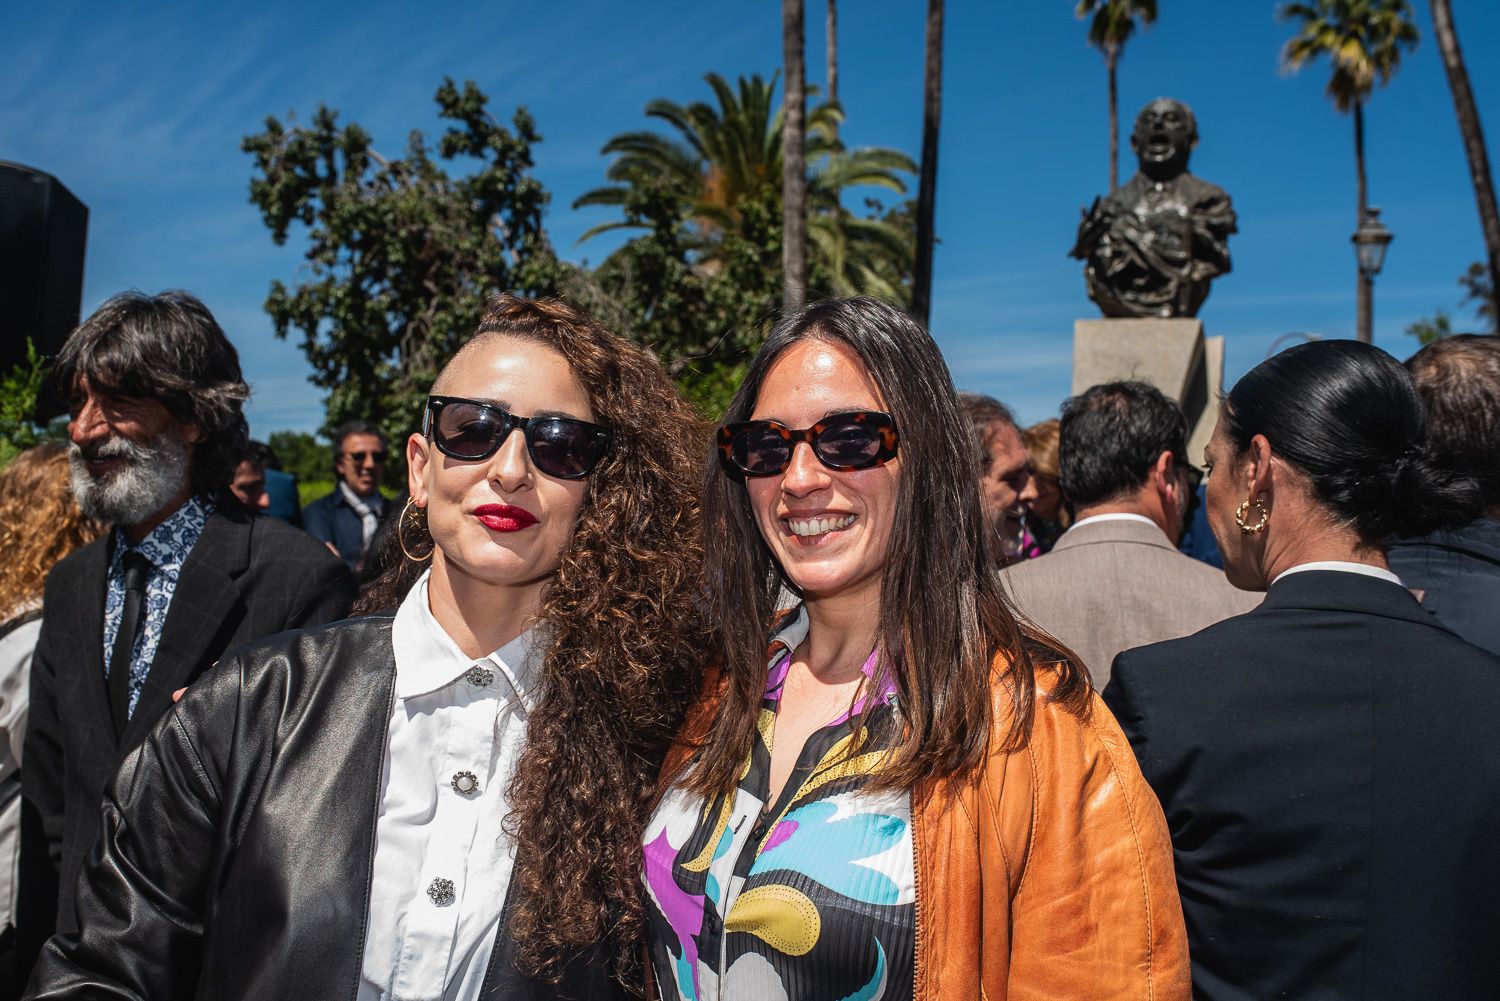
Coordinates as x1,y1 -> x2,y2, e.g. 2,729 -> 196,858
786,514 -> 856,538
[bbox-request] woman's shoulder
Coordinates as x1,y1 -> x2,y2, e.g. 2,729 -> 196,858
215,615 -> 397,701
980,652 -> 1138,798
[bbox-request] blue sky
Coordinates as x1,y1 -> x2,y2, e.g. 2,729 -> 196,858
5,0 -> 1497,435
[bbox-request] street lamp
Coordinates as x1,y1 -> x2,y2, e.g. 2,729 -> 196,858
1352,206 -> 1393,343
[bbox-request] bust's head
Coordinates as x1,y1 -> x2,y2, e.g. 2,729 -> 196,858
1130,98 -> 1197,179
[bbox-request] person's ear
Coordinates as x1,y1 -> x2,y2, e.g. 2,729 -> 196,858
1151,448 -> 1175,496
406,432 -> 431,506
1245,434 -> 1274,505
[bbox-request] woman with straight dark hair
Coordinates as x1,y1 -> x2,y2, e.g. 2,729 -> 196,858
1105,339 -> 1500,1001
644,297 -> 1188,1000
27,295 -> 711,1000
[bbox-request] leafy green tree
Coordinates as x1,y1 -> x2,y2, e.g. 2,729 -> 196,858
574,73 -> 915,304
0,340 -> 53,469
1279,0 -> 1418,342
1405,310 -> 1453,346
242,79 -> 568,448
1076,0 -> 1159,193
563,167 -> 781,419
264,430 -> 330,488
1402,261 -> 1495,345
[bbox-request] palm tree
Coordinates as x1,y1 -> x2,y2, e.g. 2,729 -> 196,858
1280,0 -> 1418,342
1430,0 -> 1500,324
912,0 -> 944,326
826,0 -> 839,112
1075,0 -> 1159,192
574,74 -> 915,303
783,0 -> 808,312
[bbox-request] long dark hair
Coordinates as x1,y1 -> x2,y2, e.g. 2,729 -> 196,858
692,297 -> 1090,799
1224,339 -> 1482,541
54,290 -> 250,498
357,294 -> 713,985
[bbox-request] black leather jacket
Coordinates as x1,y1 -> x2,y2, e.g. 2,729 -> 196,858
25,617 -> 627,1001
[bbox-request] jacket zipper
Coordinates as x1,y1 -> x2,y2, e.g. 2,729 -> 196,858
911,782 -> 926,1000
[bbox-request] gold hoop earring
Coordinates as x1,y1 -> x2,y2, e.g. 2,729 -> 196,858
1235,498 -> 1269,535
397,497 -> 434,562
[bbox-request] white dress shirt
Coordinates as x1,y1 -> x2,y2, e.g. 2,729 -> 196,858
1271,560 -> 1404,587
358,570 -> 540,1001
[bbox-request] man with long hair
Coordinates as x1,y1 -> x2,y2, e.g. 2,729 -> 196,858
16,291 -> 355,986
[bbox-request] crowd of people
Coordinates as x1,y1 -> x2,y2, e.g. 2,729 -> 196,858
0,286 -> 1495,1001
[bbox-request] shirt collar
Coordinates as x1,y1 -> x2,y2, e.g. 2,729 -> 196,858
1067,512 -> 1160,533
767,603 -> 810,663
390,569 -> 542,707
763,603 -> 894,707
112,496 -> 210,578
338,480 -> 383,514
1271,560 -> 1403,588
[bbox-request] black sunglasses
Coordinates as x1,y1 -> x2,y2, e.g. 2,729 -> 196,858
344,450 -> 386,465
718,411 -> 900,477
424,396 -> 613,480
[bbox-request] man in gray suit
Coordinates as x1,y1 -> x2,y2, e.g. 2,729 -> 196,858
1001,381 -> 1255,688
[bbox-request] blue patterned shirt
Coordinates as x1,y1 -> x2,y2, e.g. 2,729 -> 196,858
102,496 -> 210,717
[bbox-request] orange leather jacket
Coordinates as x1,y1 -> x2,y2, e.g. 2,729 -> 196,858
653,661 -> 1189,1001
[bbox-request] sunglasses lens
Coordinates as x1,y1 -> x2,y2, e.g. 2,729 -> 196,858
434,403 -> 502,459
528,420 -> 606,479
815,420 -> 884,468
732,426 -> 792,475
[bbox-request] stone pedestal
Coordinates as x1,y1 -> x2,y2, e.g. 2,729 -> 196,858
1072,318 -> 1224,468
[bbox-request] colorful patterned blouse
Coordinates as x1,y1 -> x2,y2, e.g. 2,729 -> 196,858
643,610 -> 916,1001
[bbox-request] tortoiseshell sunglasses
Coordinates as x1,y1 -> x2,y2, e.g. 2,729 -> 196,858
717,411 -> 900,477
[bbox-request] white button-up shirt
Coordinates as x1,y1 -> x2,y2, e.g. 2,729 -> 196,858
358,570 -> 540,1001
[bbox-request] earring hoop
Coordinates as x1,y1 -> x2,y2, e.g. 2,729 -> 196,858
397,497 -> 434,562
1235,498 -> 1269,535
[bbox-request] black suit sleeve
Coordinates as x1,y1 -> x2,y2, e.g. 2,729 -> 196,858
23,654 -> 243,1001
1101,650 -> 1155,791
284,553 -> 355,630
16,617 -> 66,987
300,497 -> 336,549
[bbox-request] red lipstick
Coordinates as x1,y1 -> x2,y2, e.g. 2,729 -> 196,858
473,504 -> 538,532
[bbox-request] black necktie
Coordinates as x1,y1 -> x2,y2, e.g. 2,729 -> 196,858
108,551 -> 152,740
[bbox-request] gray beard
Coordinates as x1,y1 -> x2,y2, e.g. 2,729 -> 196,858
69,430 -> 194,527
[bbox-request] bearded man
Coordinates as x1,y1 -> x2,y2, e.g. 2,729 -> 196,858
15,291 -> 354,985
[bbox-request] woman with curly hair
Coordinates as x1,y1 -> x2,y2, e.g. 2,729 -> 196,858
644,297 -> 1187,1000
0,443 -> 104,940
27,295 -> 712,1000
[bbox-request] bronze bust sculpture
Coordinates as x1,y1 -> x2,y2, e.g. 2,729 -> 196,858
1070,98 -> 1238,318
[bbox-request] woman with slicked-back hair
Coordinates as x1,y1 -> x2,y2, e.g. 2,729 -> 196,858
1106,339 -> 1500,1001
644,297 -> 1187,1000
26,295 -> 713,1000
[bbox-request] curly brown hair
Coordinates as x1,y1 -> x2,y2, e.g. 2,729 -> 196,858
0,442 -> 106,621
355,294 -> 713,986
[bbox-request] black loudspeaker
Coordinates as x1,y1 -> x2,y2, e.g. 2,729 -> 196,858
0,162 -> 88,374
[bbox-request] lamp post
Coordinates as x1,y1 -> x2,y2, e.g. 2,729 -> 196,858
1352,206 -> 1393,344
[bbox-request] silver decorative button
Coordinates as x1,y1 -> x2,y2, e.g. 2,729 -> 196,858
427,877 -> 455,906
452,770 -> 479,795
465,666 -> 494,687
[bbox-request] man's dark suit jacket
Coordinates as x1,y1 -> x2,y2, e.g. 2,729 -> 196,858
1104,571 -> 1500,1001
303,487 -> 381,570
17,503 -> 355,979
1388,517 -> 1500,656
